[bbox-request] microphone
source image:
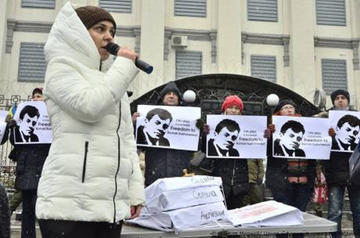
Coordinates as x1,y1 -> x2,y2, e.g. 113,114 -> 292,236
105,43 -> 153,74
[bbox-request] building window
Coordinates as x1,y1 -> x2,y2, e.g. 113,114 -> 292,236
321,59 -> 347,94
316,0 -> 346,26
21,0 -> 55,9
247,0 -> 278,22
176,51 -> 202,79
18,43 -> 46,82
99,0 -> 132,13
251,55 -> 276,82
174,0 -> 206,18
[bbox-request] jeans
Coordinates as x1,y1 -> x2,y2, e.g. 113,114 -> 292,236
271,183 -> 313,238
327,185 -> 360,238
21,190 -> 37,238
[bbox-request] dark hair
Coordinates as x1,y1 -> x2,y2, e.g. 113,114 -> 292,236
146,108 -> 172,122
280,120 -> 305,134
215,119 -> 240,133
32,88 -> 43,97
19,105 -> 40,120
337,114 -> 360,128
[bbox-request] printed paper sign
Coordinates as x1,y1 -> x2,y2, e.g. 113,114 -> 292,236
272,116 -> 332,160
0,110 -> 9,142
135,105 -> 201,151
329,110 -> 360,152
206,115 -> 267,159
13,101 -> 52,144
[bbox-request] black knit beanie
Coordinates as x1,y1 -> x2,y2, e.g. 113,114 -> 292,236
330,89 -> 350,105
75,6 -> 116,35
274,99 -> 297,114
158,81 -> 182,105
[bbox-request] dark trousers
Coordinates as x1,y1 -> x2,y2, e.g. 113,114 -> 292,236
21,190 -> 37,238
39,219 -> 123,238
270,183 -> 313,238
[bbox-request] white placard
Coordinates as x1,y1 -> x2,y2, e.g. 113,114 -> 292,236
206,115 -> 267,159
329,110 -> 360,152
0,110 -> 9,142
130,201 -> 227,232
146,185 -> 224,213
13,101 -> 52,144
145,176 -> 223,202
227,200 -> 303,227
272,116 -> 332,160
0,110 -> 8,122
135,105 -> 201,151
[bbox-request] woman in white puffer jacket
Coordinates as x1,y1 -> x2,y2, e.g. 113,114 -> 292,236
35,3 -> 145,238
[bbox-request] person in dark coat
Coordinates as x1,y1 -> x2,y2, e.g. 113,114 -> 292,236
320,89 -> 360,238
0,183 -> 10,238
134,81 -> 195,186
265,99 -> 316,238
200,95 -> 249,209
2,88 -> 50,238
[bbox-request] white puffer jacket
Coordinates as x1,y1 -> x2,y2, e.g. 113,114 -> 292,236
36,2 -> 145,223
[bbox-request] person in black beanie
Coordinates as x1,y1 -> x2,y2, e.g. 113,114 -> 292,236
317,89 -> 360,238
133,81 -> 195,186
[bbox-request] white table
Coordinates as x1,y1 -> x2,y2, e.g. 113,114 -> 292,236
122,212 -> 337,237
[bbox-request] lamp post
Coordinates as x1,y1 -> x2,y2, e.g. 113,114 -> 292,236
182,89 -> 197,104
266,93 -> 279,124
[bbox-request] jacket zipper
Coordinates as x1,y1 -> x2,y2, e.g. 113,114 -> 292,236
231,159 -> 236,186
82,141 -> 89,183
113,103 -> 122,223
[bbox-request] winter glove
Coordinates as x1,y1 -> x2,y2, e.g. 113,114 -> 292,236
328,128 -> 336,137
202,124 -> 210,135
195,118 -> 205,130
7,119 -> 16,129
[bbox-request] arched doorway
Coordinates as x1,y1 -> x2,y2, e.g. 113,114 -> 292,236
131,74 -> 320,117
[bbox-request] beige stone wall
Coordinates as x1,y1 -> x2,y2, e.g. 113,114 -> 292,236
0,0 -> 359,109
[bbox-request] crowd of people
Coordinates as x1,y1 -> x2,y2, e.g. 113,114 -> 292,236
0,3 -> 359,238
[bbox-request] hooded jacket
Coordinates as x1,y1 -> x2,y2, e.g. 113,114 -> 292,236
36,2 -> 145,222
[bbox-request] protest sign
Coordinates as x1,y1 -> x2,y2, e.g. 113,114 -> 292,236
0,110 -> 8,143
13,101 -> 52,144
206,115 -> 267,159
145,176 -> 223,202
135,105 -> 201,151
227,200 -> 303,227
272,116 -> 331,160
146,185 -> 224,213
329,110 -> 360,152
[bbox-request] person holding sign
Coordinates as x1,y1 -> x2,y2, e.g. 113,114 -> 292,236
133,81 -> 196,186
318,89 -> 360,238
200,95 -> 249,209
35,3 -> 145,238
265,99 -> 316,238
0,183 -> 10,238
1,88 -> 50,238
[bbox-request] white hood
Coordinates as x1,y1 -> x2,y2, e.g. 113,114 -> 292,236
45,2 -> 101,69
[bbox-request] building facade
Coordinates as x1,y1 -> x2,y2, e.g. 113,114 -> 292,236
0,0 -> 359,109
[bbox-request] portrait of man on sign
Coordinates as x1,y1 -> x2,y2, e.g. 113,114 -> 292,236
136,108 -> 172,146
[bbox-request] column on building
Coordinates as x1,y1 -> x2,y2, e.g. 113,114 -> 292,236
288,0 -> 316,95
135,0 -> 165,97
0,0 -> 8,87
216,0 -> 242,73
